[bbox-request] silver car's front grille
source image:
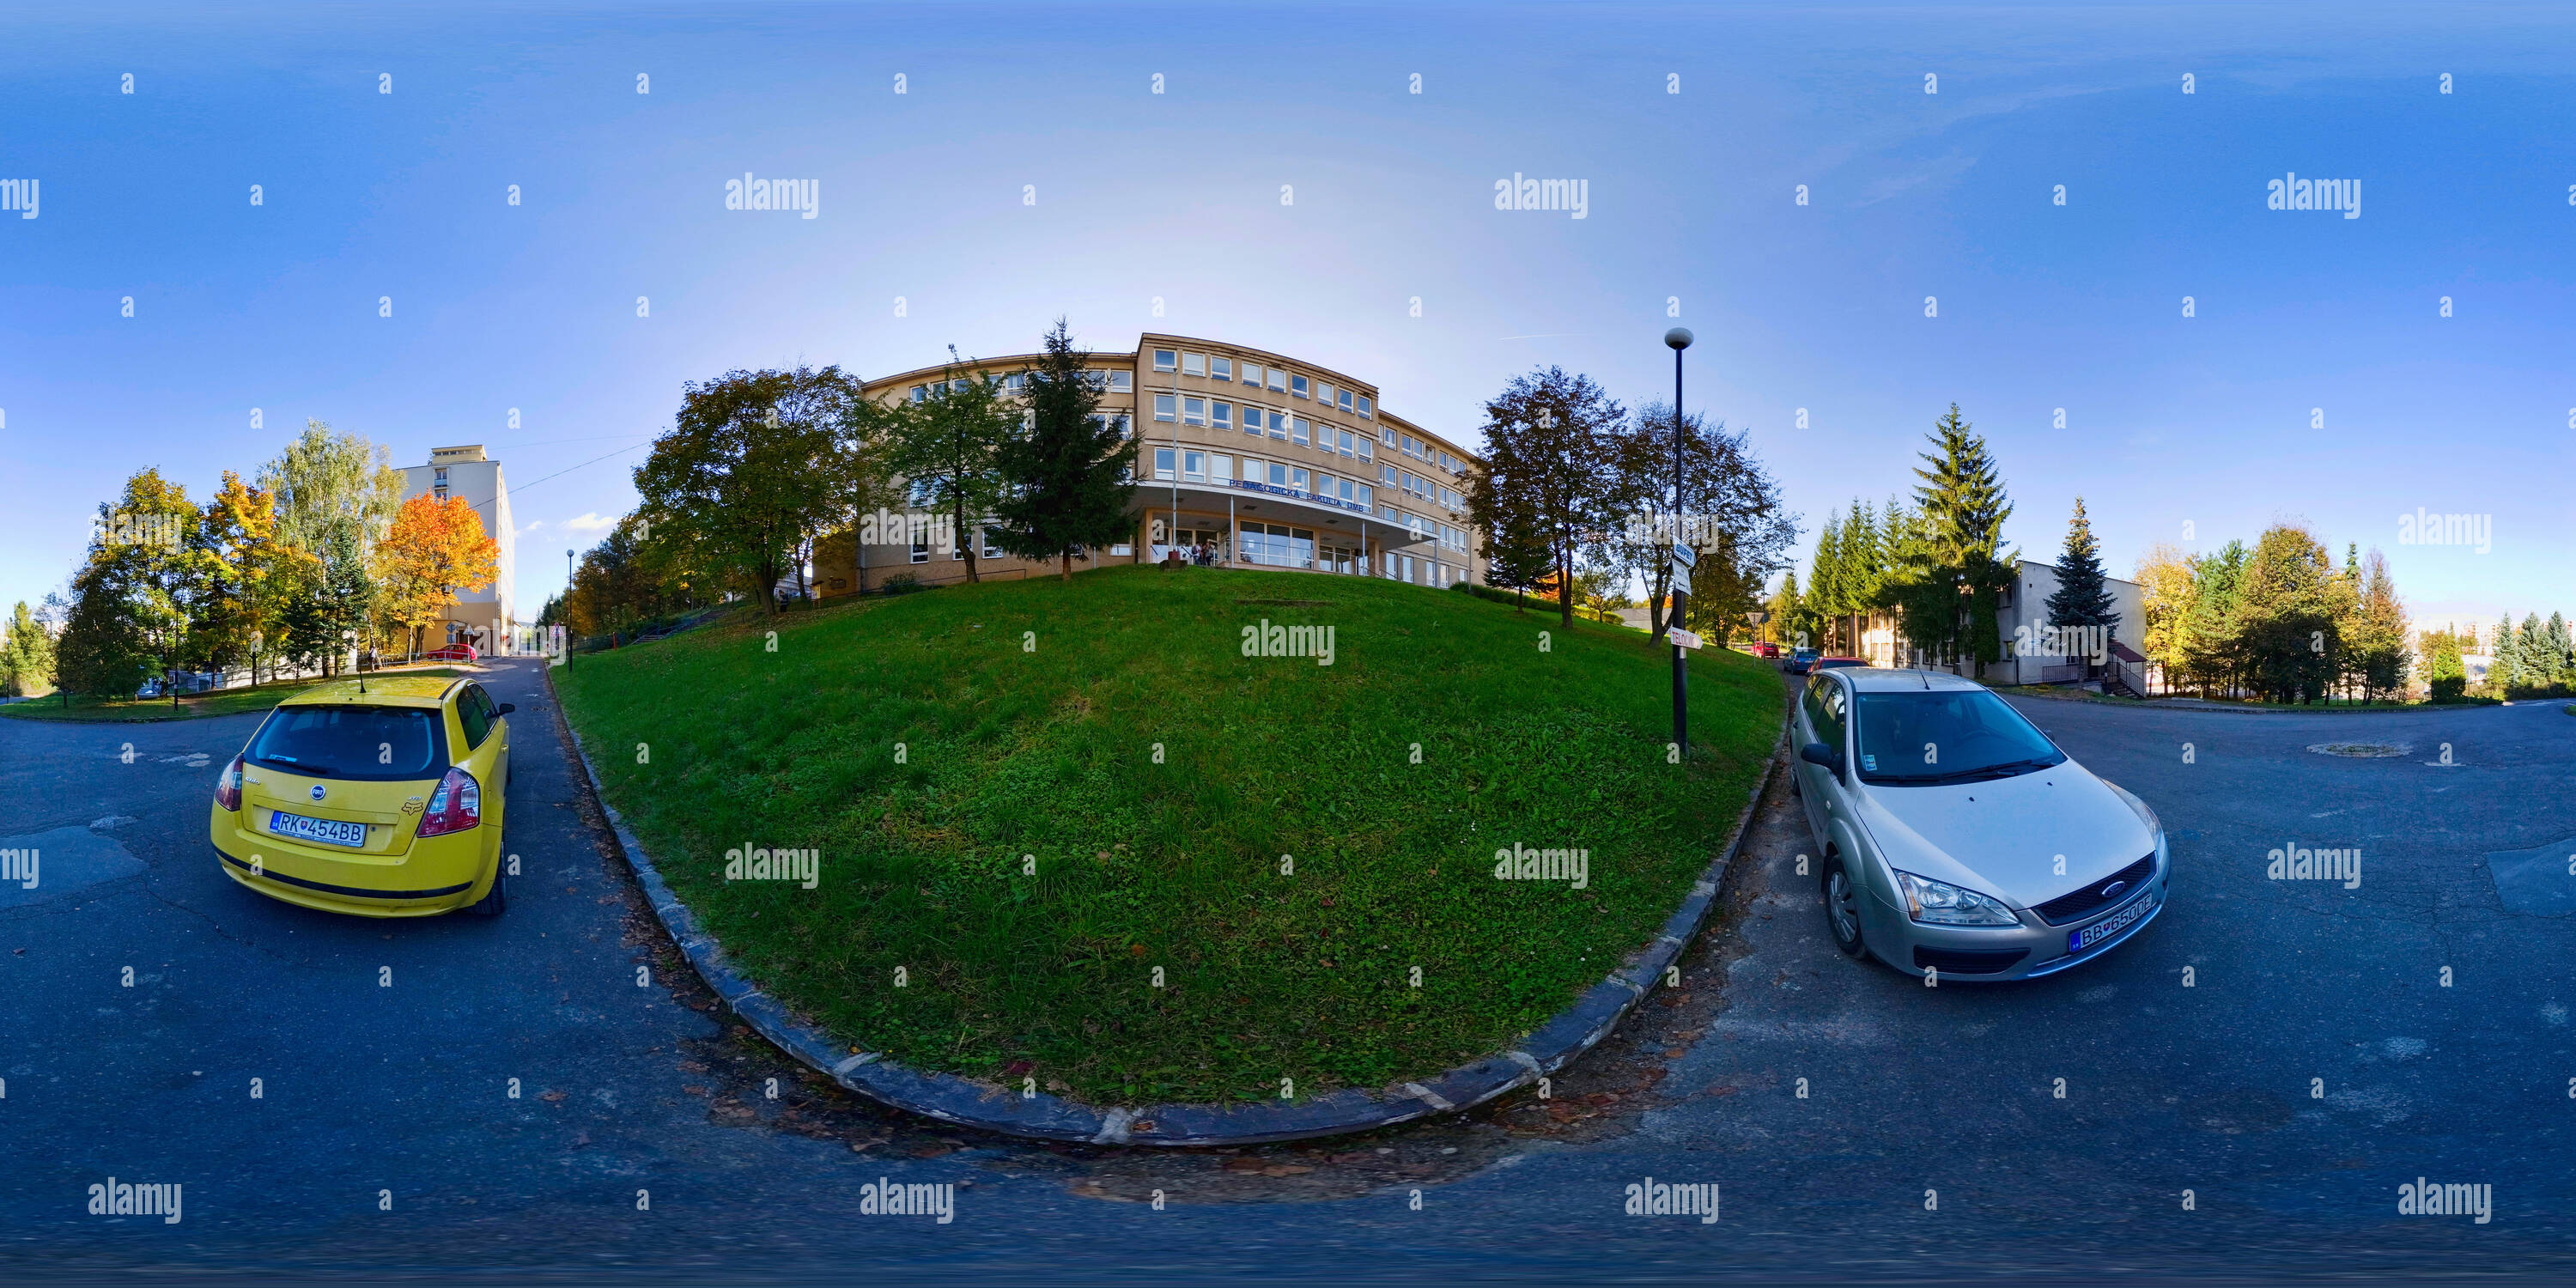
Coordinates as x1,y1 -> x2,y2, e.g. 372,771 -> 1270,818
2032,854 -> 2155,926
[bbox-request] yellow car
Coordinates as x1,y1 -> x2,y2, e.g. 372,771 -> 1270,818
210,676 -> 512,916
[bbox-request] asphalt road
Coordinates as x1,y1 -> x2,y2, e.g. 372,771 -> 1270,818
3,660 -> 2572,1282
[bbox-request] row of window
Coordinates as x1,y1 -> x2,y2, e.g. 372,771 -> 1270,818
1389,432 -> 1462,475
1151,396 -> 1382,462
908,369 -> 1135,402
1150,349 -> 1375,419
1150,447 -> 1377,512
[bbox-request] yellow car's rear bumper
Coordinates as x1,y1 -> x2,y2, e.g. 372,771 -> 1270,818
210,811 -> 492,917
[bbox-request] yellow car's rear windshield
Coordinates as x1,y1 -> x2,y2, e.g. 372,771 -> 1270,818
247,705 -> 448,781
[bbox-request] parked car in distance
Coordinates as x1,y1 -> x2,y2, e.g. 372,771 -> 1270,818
1810,655 -> 1868,671
1784,647 -> 1820,674
210,675 -> 514,917
1789,666 -> 2167,981
1751,641 -> 1782,659
422,643 -> 481,663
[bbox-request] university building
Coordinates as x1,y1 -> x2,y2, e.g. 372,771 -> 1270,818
812,334 -> 1483,597
397,444 -> 516,648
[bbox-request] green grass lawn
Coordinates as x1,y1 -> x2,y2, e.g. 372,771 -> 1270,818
556,564 -> 1784,1105
0,666 -> 468,722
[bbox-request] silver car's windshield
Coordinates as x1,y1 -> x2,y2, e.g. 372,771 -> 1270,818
1853,690 -> 2064,785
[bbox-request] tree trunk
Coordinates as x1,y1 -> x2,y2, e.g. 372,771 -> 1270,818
1060,551 -> 1072,582
959,502 -> 980,583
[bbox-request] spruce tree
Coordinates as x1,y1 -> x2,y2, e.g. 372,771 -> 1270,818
2548,612 -> 2574,692
990,320 -> 1139,581
2044,497 -> 2119,639
1805,509 -> 1843,652
1897,405 -> 2014,671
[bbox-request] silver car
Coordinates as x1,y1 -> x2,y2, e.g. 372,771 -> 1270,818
1789,667 -> 2168,981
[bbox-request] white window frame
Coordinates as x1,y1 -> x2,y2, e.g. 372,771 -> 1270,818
1212,400 -> 1233,429
1154,447 -> 1177,481
1212,356 -> 1232,380
1210,453 -> 1233,482
1153,393 -> 1177,422
1183,450 -> 1206,483
1182,352 -> 1206,377
1267,368 -> 1287,392
1242,361 -> 1263,386
1357,394 -> 1372,417
1183,397 -> 1207,426
1291,374 -> 1309,399
1109,370 -> 1133,392
1153,349 -> 1178,372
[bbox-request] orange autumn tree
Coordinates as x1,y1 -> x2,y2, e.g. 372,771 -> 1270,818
375,494 -> 499,659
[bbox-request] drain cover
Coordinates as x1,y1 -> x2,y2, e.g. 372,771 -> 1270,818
2306,742 -> 2409,758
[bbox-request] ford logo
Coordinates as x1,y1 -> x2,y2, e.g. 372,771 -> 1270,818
2100,880 -> 2127,898
310,785 -> 325,802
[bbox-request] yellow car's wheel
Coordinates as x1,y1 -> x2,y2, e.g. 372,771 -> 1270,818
466,865 -> 507,916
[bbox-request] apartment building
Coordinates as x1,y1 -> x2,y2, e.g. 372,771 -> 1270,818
812,333 -> 1484,596
396,444 -> 516,647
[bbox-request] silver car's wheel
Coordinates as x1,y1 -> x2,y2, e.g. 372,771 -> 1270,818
1824,860 -> 1867,958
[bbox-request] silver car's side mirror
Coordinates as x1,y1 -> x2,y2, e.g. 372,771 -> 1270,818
1800,741 -> 1844,781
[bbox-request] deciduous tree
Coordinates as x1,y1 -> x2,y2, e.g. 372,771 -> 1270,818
374,494 -> 500,658
635,364 -> 878,614
1469,367 -> 1622,629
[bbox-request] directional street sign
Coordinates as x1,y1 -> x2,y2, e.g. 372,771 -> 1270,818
1669,542 -> 1698,568
1669,627 -> 1704,650
1667,558 -> 1692,597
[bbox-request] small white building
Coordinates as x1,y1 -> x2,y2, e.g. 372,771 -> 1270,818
397,445 -> 515,648
1982,557 -> 2147,686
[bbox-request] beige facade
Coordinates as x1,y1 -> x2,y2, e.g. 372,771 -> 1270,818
812,333 -> 1484,598
397,444 -> 515,648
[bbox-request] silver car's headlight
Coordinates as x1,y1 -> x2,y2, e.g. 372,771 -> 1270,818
2102,780 -> 2168,860
1894,870 -> 2022,927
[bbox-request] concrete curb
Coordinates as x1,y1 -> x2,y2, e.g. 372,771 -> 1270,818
549,660 -> 1785,1146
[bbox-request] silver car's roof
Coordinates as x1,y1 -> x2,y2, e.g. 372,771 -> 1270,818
1834,667 -> 1989,694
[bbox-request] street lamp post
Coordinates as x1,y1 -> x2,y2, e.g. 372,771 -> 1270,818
1665,326 -> 1693,756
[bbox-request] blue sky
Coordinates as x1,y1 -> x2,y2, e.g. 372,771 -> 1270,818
4,2 -> 2572,630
